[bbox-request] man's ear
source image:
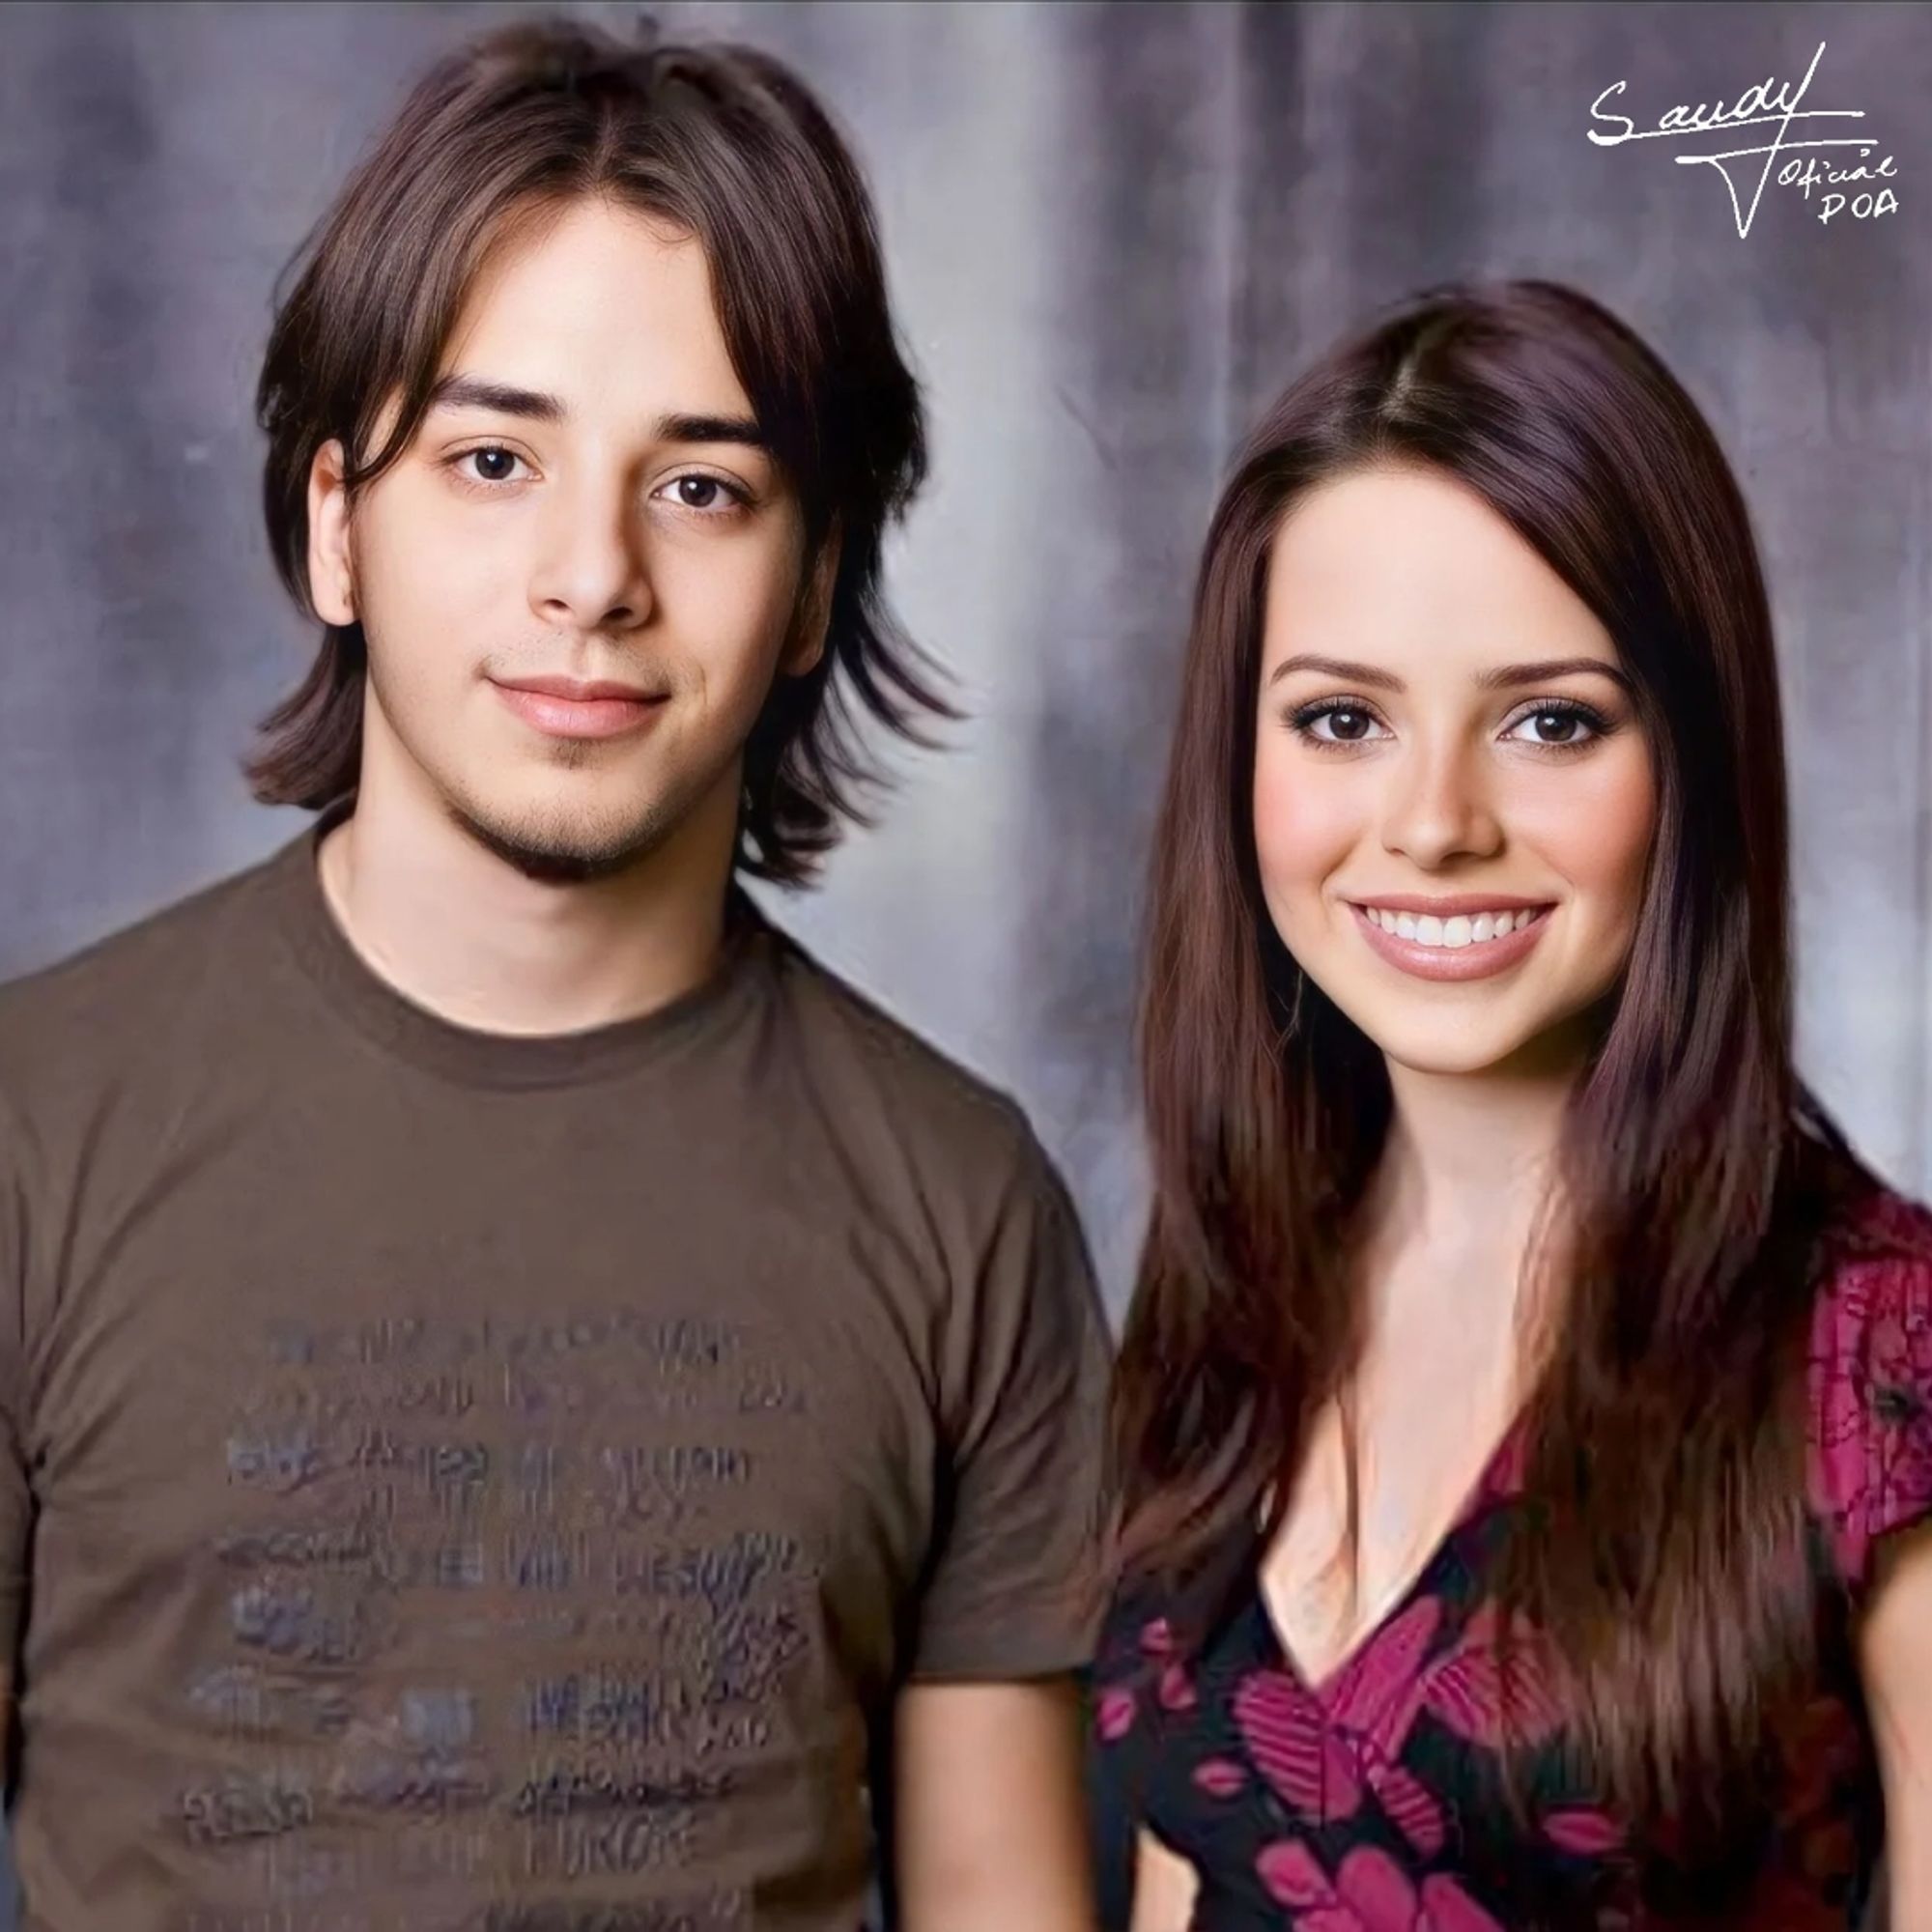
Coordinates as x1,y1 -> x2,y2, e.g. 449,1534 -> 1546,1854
780,526 -> 842,679
306,439 -> 356,626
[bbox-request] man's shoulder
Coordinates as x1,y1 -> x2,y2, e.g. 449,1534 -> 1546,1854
0,842 -> 287,1097
760,923 -> 1045,1193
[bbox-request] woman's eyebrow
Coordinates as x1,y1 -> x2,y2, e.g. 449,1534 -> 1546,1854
1266,654 -> 1403,691
1265,652 -> 1629,692
1473,656 -> 1631,692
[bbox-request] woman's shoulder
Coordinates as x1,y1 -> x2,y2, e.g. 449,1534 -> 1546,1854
1091,1559 -> 1245,1753
1088,1572 -> 1185,1804
1805,1183 -> 1932,1593
1808,1181 -> 1932,1352
1094,1570 -> 1186,1690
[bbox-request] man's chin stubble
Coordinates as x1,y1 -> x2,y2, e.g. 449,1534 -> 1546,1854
444,795 -> 681,887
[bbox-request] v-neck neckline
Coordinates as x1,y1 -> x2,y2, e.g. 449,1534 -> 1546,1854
1251,1409 -> 1529,1701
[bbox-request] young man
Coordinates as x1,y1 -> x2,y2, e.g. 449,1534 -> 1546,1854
0,20 -> 1109,1931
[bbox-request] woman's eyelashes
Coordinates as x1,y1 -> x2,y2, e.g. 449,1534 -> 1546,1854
1497,697 -> 1617,751
440,445 -> 753,515
1284,695 -> 1618,756
1289,696 -> 1388,747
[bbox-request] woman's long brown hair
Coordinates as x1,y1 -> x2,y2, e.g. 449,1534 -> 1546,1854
1110,280 -> 1875,1858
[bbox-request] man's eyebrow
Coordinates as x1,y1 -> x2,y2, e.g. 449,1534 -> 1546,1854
423,378 -> 769,451
656,412 -> 770,450
425,375 -> 566,424
1264,653 -> 1630,692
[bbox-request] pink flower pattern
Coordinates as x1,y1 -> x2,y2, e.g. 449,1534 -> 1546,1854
1091,1195 -> 1932,1928
1808,1226 -> 1932,1588
1195,1756 -> 1249,1798
1256,1839 -> 1504,1930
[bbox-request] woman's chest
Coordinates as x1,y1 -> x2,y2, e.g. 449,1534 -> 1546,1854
1258,1378 -> 1522,1693
1102,1523 -> 1883,1931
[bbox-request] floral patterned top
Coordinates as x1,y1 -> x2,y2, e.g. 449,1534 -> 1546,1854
1090,1190 -> 1932,1930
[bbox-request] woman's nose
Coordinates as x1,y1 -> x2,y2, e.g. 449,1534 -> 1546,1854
1378,741 -> 1503,868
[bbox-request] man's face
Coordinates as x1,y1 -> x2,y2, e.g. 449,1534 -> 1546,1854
308,196 -> 818,883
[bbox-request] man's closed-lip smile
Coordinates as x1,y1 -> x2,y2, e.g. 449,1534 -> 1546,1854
491,673 -> 667,740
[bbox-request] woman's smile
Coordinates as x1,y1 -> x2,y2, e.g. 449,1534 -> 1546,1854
1346,897 -> 1555,981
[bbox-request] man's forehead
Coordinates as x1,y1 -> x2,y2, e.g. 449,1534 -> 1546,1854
459,202 -> 715,331
437,206 -> 738,382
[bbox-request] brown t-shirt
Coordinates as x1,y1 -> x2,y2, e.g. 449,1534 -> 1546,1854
0,811 -> 1111,1932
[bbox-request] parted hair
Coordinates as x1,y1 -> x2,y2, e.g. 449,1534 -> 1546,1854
249,14 -> 945,886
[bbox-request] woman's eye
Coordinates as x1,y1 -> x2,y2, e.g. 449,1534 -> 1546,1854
659,474 -> 742,512
1504,705 -> 1602,747
1293,703 -> 1386,745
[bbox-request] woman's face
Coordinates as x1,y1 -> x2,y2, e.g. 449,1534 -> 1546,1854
1252,465 -> 1658,1078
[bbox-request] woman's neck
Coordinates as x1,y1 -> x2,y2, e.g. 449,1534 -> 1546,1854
1361,1032 -> 1591,1345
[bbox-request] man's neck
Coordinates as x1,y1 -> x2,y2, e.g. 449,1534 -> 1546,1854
314,772 -> 738,1040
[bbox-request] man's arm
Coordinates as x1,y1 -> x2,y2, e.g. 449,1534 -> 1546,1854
891,1124 -> 1111,1928
893,1677 -> 1095,1932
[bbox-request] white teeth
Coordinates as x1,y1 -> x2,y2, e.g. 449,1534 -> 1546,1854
1363,906 -> 1543,948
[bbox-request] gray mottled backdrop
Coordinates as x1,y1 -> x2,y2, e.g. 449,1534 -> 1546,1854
0,1 -> 1926,1922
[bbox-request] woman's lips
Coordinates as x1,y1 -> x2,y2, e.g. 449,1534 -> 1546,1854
1348,901 -> 1553,981
493,682 -> 666,741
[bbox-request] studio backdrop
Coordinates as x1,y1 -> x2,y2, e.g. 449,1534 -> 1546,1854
1,0 -> 1927,1923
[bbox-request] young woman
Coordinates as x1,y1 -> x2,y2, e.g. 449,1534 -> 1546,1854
1092,281 -> 1932,1929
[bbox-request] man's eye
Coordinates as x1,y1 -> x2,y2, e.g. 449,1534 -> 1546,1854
660,474 -> 742,512
456,447 -> 525,485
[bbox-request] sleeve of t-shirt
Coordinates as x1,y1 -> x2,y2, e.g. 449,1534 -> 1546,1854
1809,1208 -> 1932,1600
906,1126 -> 1113,1681
0,1091 -> 35,1678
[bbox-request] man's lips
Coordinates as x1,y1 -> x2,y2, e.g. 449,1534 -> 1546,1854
490,675 -> 667,741
495,674 -> 660,702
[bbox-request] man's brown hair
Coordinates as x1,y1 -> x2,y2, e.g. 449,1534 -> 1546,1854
250,14 -> 943,886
